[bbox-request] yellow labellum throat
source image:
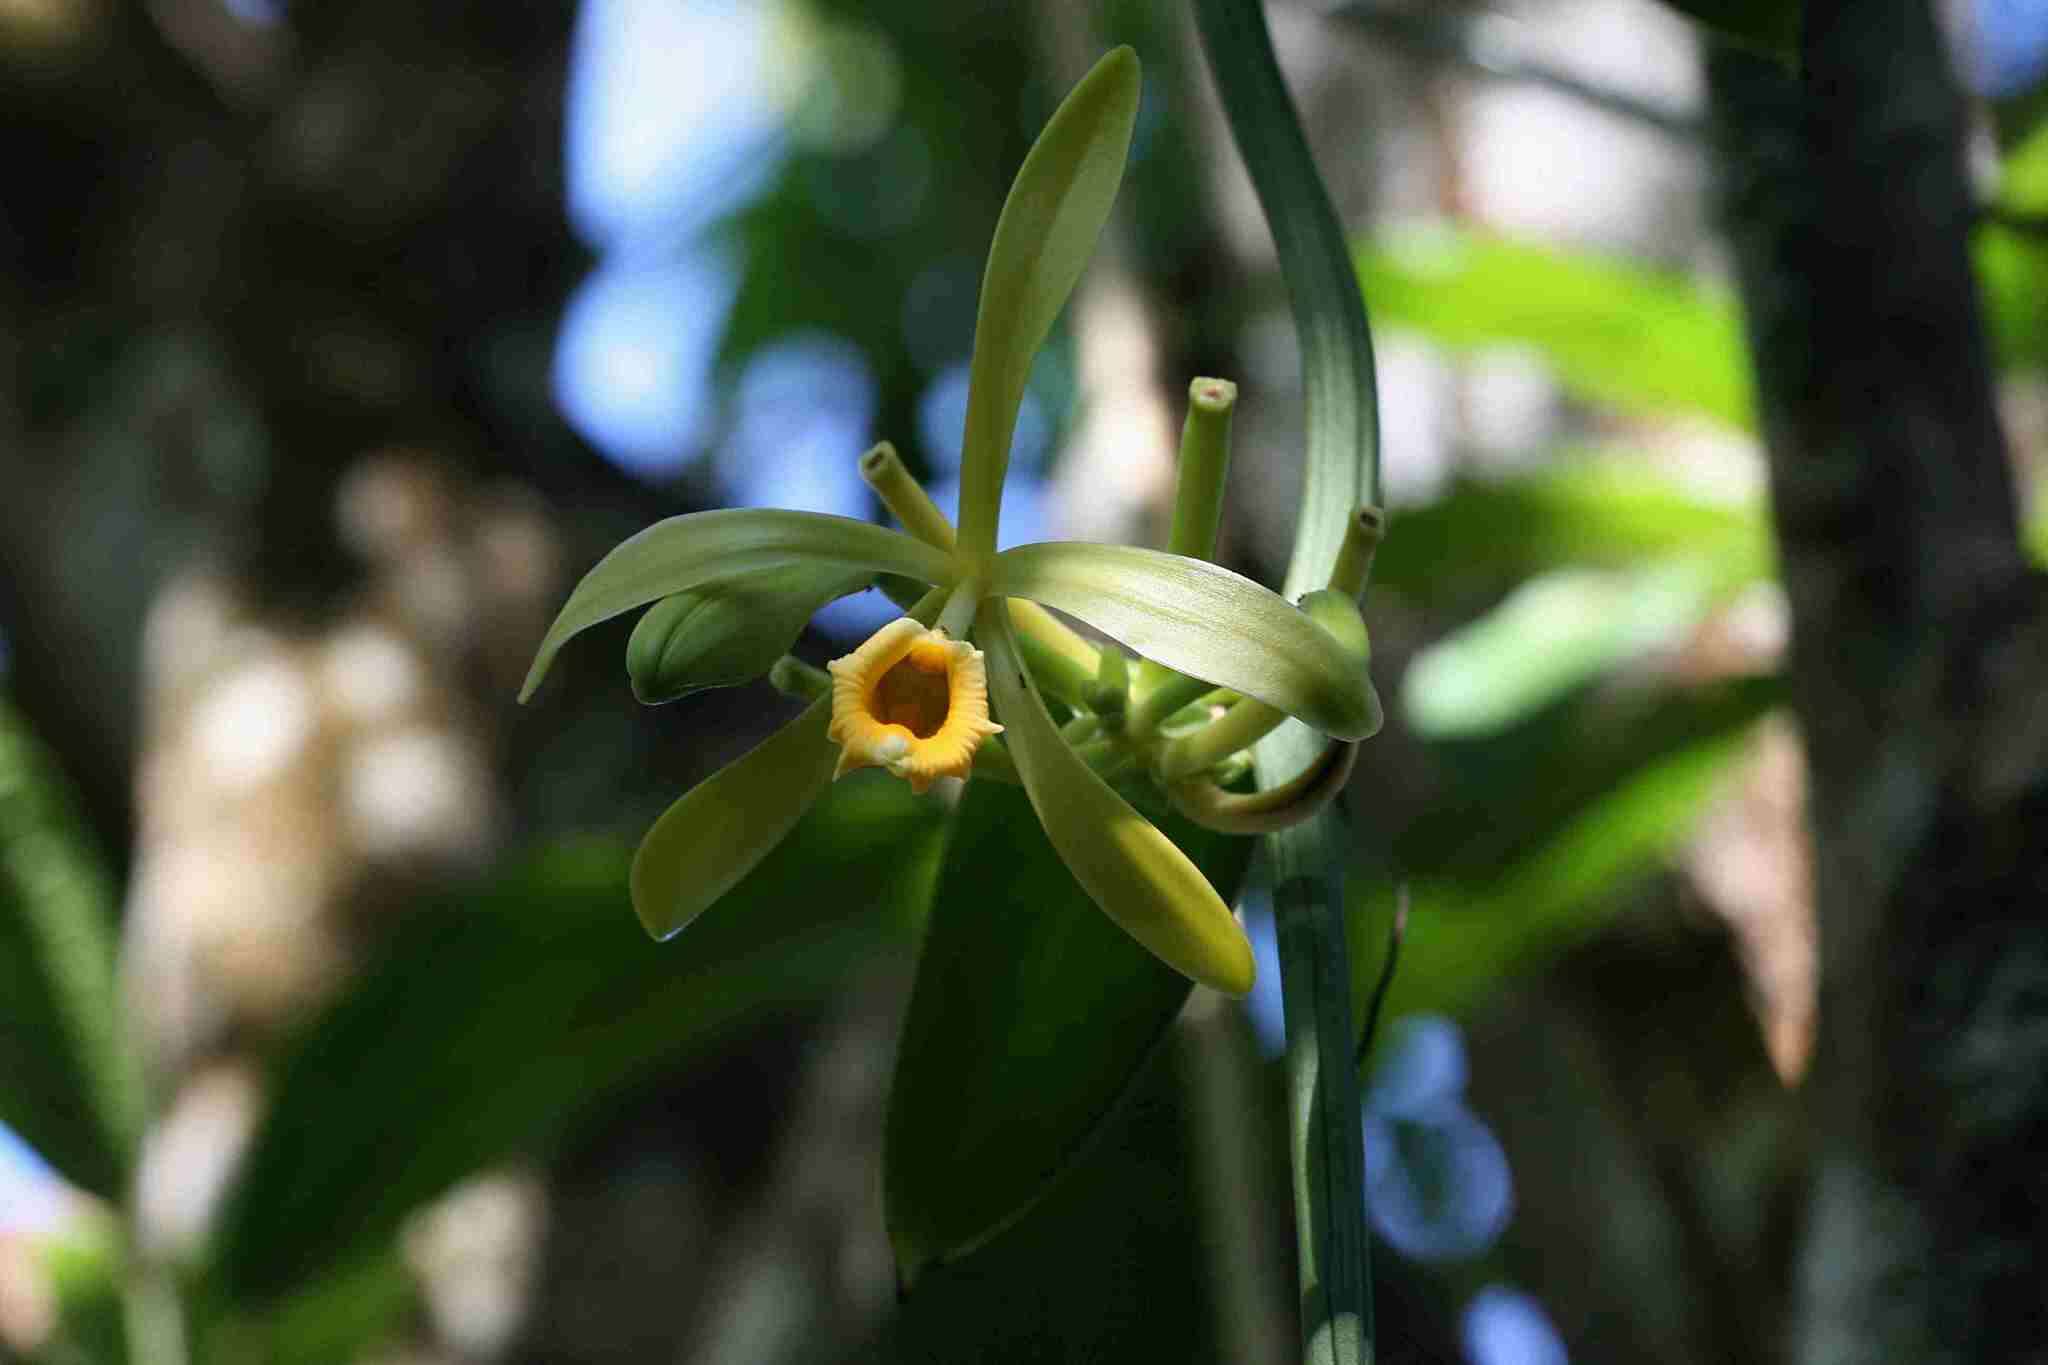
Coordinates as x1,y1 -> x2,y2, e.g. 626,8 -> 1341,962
827,618 -> 1003,794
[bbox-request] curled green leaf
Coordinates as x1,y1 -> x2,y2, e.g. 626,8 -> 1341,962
989,541 -> 1378,740
1167,739 -> 1356,835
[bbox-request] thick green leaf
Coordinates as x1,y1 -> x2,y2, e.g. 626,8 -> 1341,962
215,782 -> 942,1303
981,607 -> 1255,994
884,778 -> 1253,1288
0,698 -> 142,1199
1371,464 -> 1773,607
876,1054 -> 1217,1360
520,510 -> 952,701
1355,227 -> 1755,428
630,698 -> 839,939
1403,559 -> 1721,738
957,47 -> 1139,561
989,541 -> 1378,740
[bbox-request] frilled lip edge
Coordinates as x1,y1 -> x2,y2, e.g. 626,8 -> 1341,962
826,618 -> 1003,794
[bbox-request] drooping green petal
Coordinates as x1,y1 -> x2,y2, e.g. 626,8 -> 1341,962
630,698 -> 838,939
956,48 -> 1139,564
989,541 -> 1378,740
978,603 -> 1254,995
521,510 -> 954,702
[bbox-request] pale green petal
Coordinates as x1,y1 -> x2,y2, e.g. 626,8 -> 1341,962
630,698 -> 838,940
988,541 -> 1378,740
956,48 -> 1139,563
978,603 -> 1254,995
521,510 -> 953,702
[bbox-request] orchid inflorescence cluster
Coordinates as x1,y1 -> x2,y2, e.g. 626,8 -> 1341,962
520,48 -> 1381,996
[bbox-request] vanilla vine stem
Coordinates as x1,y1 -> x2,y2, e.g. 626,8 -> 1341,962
1192,1 -> 1386,1361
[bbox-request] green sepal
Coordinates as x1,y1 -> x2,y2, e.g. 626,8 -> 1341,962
989,541 -> 1378,740
631,698 -> 839,940
956,47 -> 1139,561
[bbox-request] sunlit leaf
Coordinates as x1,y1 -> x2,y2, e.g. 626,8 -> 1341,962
957,47 -> 1139,560
884,776 -> 1253,1288
1356,227 -> 1755,428
1978,229 -> 2048,369
520,510 -> 953,701
215,784 -> 942,1304
989,541 -> 1378,740
1403,559 -> 1721,738
0,698 -> 142,1200
36,1220 -> 128,1364
1998,118 -> 2048,212
1976,121 -> 2048,366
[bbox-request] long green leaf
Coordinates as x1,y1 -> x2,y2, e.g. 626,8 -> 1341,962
989,541 -> 1377,740
1355,227 -> 1755,429
0,697 -> 142,1199
215,784 -> 941,1303
884,778 -> 1253,1288
956,47 -> 1139,562
520,510 -> 952,701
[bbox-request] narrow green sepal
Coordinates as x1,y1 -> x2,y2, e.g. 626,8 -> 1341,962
957,48 -> 1140,562
990,541 -> 1379,740
979,602 -> 1255,995
630,699 -> 839,940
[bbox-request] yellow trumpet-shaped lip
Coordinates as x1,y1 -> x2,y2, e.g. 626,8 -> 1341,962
826,618 -> 1003,794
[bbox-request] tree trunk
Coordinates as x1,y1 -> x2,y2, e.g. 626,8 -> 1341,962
1706,5 -> 2048,1361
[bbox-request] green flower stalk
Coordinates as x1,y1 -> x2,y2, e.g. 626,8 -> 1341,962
520,48 -> 1380,997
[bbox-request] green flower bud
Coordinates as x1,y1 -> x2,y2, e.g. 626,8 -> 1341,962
627,565 -> 867,703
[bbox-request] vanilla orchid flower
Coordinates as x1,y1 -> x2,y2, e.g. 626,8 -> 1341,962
519,48 -> 1379,995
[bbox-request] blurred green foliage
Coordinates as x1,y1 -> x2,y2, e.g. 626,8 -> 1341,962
0,697 -> 142,1202
215,778 -> 940,1305
1355,228 -> 1757,428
